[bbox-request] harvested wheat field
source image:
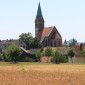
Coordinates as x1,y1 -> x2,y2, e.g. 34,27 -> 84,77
0,63 -> 85,85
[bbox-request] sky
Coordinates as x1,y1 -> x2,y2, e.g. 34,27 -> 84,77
0,0 -> 85,42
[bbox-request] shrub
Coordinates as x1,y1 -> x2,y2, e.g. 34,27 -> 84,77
43,47 -> 52,57
81,49 -> 85,57
36,51 -> 42,62
59,56 -> 68,63
43,46 -> 52,62
52,48 -> 68,63
6,43 -> 22,63
52,48 -> 61,64
0,53 -> 3,61
67,48 -> 76,63
24,57 -> 34,62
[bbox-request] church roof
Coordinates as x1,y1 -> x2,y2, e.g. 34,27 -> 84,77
36,3 -> 43,21
40,27 -> 54,42
39,26 -> 62,42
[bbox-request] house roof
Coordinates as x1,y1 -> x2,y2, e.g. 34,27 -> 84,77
44,47 -> 69,55
30,48 -> 42,55
20,47 -> 30,53
71,45 -> 81,57
58,47 -> 69,55
0,39 -> 26,46
0,39 -> 19,45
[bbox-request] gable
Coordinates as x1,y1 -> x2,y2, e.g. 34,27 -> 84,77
50,28 -> 62,40
40,27 -> 54,42
39,26 -> 62,42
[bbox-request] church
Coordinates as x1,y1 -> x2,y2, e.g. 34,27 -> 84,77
35,3 -> 62,47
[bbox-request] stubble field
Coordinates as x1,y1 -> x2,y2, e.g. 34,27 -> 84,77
0,62 -> 85,85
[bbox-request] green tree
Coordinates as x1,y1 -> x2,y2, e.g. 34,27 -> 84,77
6,43 -> 22,63
43,46 -> 52,62
0,52 -> 3,61
52,48 -> 62,64
81,49 -> 85,57
19,32 -> 33,49
67,48 -> 76,63
30,37 -> 43,48
81,42 -> 85,45
69,38 -> 78,46
36,51 -> 42,62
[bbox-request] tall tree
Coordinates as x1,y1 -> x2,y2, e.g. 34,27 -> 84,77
43,46 -> 52,62
81,42 -> 85,45
19,32 -> 33,49
36,51 -> 42,62
30,37 -> 43,48
68,48 -> 76,63
81,49 -> 85,57
0,52 -> 3,61
6,43 -> 22,63
52,48 -> 62,64
69,38 -> 78,46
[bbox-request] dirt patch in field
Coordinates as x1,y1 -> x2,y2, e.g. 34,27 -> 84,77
0,65 -> 85,85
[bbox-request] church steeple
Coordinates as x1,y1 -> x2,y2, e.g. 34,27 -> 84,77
35,2 -> 44,38
36,2 -> 43,21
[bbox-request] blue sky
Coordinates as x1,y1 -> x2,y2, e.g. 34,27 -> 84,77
0,0 -> 85,42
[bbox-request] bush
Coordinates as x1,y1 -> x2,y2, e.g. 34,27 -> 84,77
43,46 -> 52,57
52,55 -> 68,64
6,43 -> 22,63
81,49 -> 85,57
0,53 -> 3,61
36,51 -> 42,62
59,56 -> 68,63
52,48 -> 61,64
67,48 -> 76,63
52,48 -> 68,63
24,57 -> 34,62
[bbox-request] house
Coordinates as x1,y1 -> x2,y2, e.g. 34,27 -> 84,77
71,45 -> 81,57
35,3 -> 62,47
68,45 -> 85,63
41,47 -> 69,62
0,39 -> 26,54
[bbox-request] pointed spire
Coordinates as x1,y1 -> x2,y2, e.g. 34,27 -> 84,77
36,2 -> 43,20
64,39 -> 67,44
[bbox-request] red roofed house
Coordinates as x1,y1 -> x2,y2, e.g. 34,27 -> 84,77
35,3 -> 62,47
71,45 -> 81,57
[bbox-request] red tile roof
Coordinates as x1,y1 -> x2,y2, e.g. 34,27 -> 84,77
40,27 -> 54,42
44,47 -> 68,55
39,26 -> 62,42
71,45 -> 81,57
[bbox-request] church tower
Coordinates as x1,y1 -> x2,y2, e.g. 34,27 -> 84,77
35,3 -> 44,39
